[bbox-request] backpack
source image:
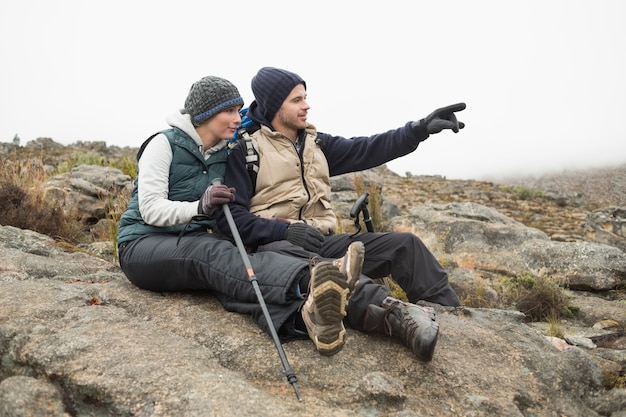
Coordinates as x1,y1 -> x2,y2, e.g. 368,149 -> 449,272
228,108 -> 261,188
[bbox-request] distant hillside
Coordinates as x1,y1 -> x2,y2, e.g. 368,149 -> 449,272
495,163 -> 626,209
2,138 -> 624,245
372,161 -> 626,243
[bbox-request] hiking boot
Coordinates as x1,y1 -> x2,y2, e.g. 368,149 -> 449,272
301,242 -> 365,355
332,241 -> 365,296
363,296 -> 440,362
301,261 -> 349,355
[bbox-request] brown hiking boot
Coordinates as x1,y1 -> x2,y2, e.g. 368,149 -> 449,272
302,261 -> 348,355
363,296 -> 440,362
301,242 -> 365,355
332,241 -> 365,296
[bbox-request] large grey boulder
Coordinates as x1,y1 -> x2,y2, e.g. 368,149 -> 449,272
389,202 -> 626,291
43,164 -> 132,224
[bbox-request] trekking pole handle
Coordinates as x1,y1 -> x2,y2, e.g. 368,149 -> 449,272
350,192 -> 369,218
362,205 -> 374,233
350,192 -> 375,233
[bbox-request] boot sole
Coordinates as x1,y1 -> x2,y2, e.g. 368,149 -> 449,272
303,262 -> 349,355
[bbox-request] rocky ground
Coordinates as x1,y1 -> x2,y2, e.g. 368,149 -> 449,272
2,139 -> 626,416
375,162 -> 626,244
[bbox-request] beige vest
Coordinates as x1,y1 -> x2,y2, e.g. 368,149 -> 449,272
249,124 -> 336,234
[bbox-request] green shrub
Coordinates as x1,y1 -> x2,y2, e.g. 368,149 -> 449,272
500,185 -> 543,201
463,274 -> 575,322
56,151 -> 109,173
512,275 -> 574,322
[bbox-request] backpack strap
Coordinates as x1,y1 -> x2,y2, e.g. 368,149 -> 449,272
228,129 -> 260,190
136,131 -> 164,161
240,131 -> 259,179
226,107 -> 261,189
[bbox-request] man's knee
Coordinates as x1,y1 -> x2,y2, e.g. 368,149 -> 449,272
390,232 -> 424,246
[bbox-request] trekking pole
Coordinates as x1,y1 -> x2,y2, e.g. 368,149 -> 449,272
350,191 -> 390,290
350,192 -> 374,234
212,179 -> 303,401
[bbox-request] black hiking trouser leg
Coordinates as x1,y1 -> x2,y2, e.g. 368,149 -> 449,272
319,232 -> 460,306
118,232 -> 309,337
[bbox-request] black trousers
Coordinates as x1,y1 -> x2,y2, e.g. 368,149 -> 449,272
118,232 -> 309,337
118,231 -> 459,339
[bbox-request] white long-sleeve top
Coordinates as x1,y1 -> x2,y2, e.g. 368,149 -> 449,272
137,111 -> 228,227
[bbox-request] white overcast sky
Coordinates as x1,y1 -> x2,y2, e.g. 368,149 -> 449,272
1,0 -> 625,180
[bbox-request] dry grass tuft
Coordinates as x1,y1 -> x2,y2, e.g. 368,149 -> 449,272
0,155 -> 85,243
461,274 -> 575,323
0,149 -> 134,248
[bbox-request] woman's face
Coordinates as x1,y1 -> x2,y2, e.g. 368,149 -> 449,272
201,106 -> 242,147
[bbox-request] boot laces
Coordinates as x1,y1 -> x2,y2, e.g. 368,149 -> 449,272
308,255 -> 322,271
382,299 -> 421,344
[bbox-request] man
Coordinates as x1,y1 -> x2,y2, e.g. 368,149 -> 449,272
217,67 -> 466,361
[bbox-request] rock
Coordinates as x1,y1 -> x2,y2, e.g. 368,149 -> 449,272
43,164 -> 132,224
0,224 -> 620,416
585,206 -> 626,253
358,371 -> 406,403
0,376 -> 67,417
388,202 -> 626,291
592,388 -> 626,416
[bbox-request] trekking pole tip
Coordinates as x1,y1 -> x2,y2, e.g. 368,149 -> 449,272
292,382 -> 303,401
287,373 -> 303,401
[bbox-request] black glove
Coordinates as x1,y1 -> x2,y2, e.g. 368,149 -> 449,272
284,223 -> 325,252
198,184 -> 236,215
413,103 -> 466,134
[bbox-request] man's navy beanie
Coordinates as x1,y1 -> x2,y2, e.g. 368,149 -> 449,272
251,67 -> 306,123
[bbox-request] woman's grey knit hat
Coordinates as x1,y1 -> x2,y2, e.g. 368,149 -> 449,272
184,76 -> 244,126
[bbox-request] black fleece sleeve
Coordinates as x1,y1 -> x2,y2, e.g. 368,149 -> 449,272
319,121 -> 429,177
215,146 -> 288,248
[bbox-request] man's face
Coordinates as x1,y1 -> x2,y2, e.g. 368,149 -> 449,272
273,84 -> 309,131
